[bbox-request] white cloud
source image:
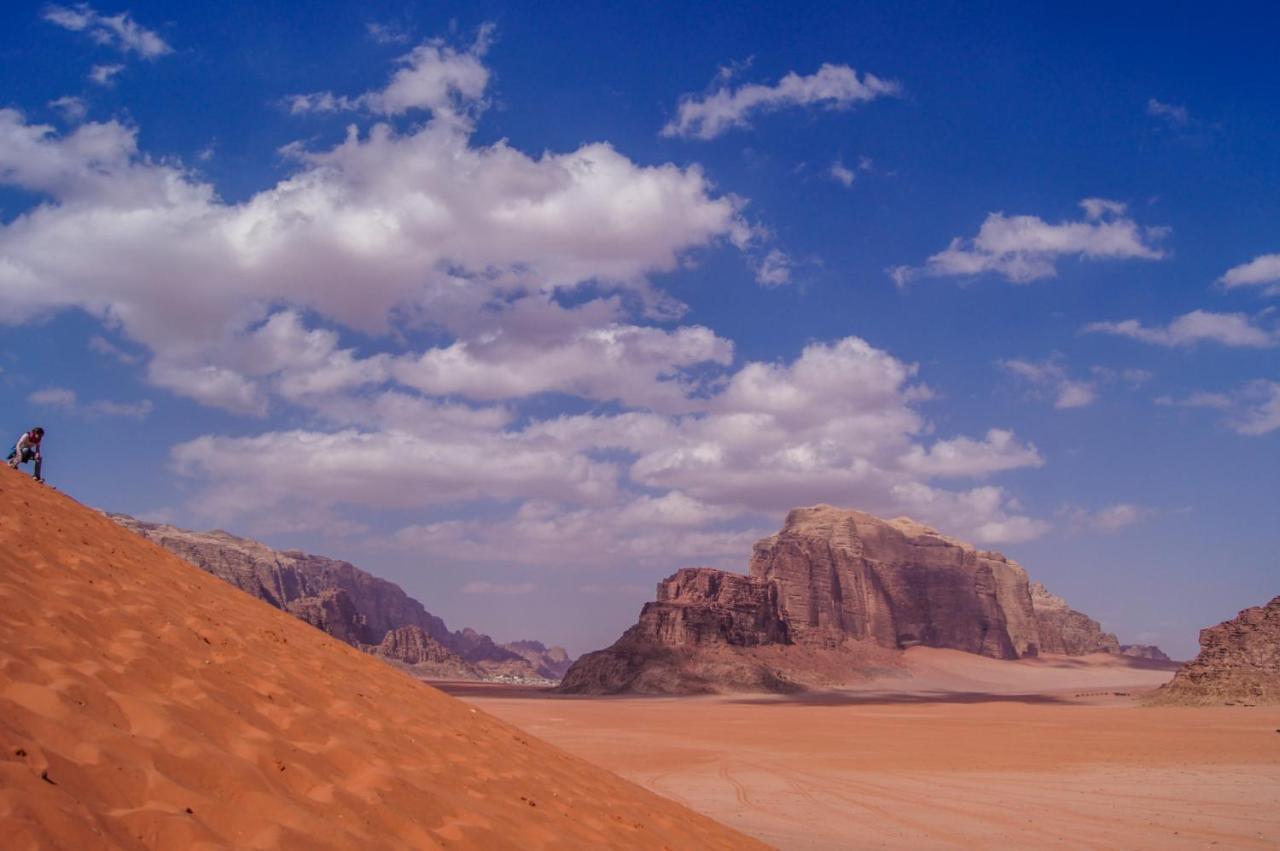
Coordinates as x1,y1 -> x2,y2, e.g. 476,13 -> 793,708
1062,502 -> 1156,532
1000,357 -> 1098,409
1162,380 -> 1280,436
391,319 -> 732,412
1083,310 -> 1277,348
1146,98 -> 1190,127
88,64 -> 124,86
44,3 -> 172,59
398,495 -> 762,569
173,336 -> 1048,547
899,429 -> 1044,478
48,96 -> 87,122
662,63 -> 901,140
892,198 -> 1167,285
1219,253 -> 1280,296
28,385 -> 151,419
88,334 -> 140,364
365,21 -> 411,45
28,387 -> 77,409
289,26 -> 492,120
753,248 -> 792,286
829,160 -> 856,188
1,37 -> 1051,567
0,97 -> 750,412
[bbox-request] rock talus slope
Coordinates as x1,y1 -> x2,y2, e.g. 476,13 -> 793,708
562,505 -> 1138,694
0,471 -> 766,850
110,515 -> 571,681
1147,595 -> 1280,705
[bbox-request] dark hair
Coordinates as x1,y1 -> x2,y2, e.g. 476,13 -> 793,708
31,427 -> 44,436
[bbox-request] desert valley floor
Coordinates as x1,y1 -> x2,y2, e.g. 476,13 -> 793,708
444,650 -> 1280,850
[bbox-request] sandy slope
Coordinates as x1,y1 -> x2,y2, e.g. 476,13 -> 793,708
451,651 -> 1280,849
0,470 -> 766,850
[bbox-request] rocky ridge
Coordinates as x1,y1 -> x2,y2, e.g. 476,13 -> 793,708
561,505 -> 1150,694
110,515 -> 572,682
1030,582 -> 1121,655
1147,595 -> 1280,705
1119,644 -> 1173,662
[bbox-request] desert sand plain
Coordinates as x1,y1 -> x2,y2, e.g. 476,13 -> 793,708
446,651 -> 1280,849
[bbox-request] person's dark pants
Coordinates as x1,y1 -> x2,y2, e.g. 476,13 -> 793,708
7,447 -> 41,479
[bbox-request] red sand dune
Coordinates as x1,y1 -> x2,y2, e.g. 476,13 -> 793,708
0,471 -> 766,850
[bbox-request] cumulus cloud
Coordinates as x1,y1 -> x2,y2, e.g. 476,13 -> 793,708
173,336 -> 1048,547
44,3 -> 172,59
288,26 -> 492,119
1219,253 -> 1280,296
1146,98 -> 1190,127
2,36 -> 1051,568
28,385 -> 152,419
899,429 -> 1044,477
365,21 -> 412,45
28,387 -> 77,409
1083,310 -> 1277,348
397,495 -> 763,569
48,96 -> 87,121
829,160 -> 856,188
1062,502 -> 1156,532
0,98 -> 749,411
753,248 -> 792,286
88,63 -> 124,86
1000,357 -> 1098,409
88,334 -> 140,364
891,198 -> 1167,285
662,63 -> 901,140
1160,380 -> 1280,436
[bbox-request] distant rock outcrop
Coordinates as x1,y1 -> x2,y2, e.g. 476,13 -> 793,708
1119,644 -> 1172,662
505,640 -> 575,680
561,505 -> 1129,695
1148,596 -> 1280,705
1030,582 -> 1120,656
110,515 -> 572,682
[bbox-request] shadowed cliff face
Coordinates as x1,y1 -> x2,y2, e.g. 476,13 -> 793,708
561,505 -> 1135,695
748,506 -> 1037,658
108,515 -> 572,682
1148,595 -> 1280,706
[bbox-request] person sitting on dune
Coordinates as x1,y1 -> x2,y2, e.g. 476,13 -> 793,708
7,426 -> 45,482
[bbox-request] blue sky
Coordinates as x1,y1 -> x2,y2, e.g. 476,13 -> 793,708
2,1 -> 1276,657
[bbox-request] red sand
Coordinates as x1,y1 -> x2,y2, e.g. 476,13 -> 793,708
451,651 -> 1280,849
0,470 -> 765,850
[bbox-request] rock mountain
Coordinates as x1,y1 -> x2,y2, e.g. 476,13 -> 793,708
1147,595 -> 1280,705
110,515 -> 573,682
561,505 -> 1146,694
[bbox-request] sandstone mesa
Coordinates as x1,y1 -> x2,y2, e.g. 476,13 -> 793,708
562,504 -> 1161,694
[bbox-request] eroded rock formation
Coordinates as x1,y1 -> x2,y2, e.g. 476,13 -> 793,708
561,505 -> 1131,694
1148,596 -> 1280,705
1030,582 -> 1120,656
110,515 -> 572,682
1119,644 -> 1172,662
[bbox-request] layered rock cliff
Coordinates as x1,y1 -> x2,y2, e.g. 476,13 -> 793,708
1030,582 -> 1120,655
561,505 -> 1133,694
1147,595 -> 1280,705
110,515 -> 572,682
